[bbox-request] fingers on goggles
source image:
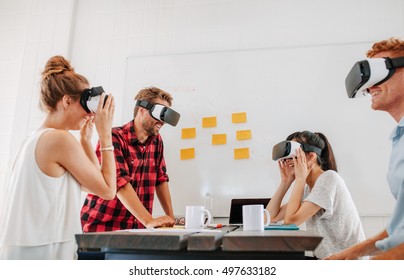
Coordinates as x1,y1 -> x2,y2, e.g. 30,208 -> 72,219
81,86 -> 108,113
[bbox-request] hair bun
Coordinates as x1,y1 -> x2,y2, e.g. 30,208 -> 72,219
41,55 -> 74,78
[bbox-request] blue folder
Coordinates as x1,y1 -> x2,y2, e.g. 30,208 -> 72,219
265,224 -> 299,230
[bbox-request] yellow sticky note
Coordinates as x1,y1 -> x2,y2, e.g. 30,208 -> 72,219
182,128 -> 196,139
232,112 -> 247,123
202,116 -> 217,128
180,148 -> 195,160
234,147 -> 250,160
236,130 -> 252,141
212,134 -> 227,145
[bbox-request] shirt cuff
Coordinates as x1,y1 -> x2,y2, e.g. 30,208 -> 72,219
117,176 -> 131,190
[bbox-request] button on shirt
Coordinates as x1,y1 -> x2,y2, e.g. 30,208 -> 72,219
81,120 -> 169,231
376,117 -> 404,250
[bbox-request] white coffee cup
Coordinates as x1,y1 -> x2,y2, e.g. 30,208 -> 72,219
242,204 -> 270,231
185,206 -> 212,229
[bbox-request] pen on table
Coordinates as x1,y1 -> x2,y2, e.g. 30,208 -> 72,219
207,223 -> 223,229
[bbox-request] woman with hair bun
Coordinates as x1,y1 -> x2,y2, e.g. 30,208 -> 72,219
0,56 -> 116,259
266,130 -> 365,259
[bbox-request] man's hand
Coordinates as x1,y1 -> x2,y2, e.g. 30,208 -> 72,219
144,215 -> 175,229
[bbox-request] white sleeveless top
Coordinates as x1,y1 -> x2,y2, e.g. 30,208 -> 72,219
0,129 -> 82,259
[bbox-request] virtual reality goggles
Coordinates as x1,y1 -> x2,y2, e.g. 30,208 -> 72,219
80,86 -> 108,113
272,140 -> 322,161
136,100 -> 180,126
345,56 -> 404,98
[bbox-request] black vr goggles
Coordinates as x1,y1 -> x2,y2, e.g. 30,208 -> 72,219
136,100 -> 180,126
345,56 -> 404,98
80,86 -> 108,113
272,140 -> 322,161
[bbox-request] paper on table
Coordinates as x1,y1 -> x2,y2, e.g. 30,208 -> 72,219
123,227 -> 221,233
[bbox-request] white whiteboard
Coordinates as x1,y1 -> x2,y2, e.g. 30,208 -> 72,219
123,45 -> 395,217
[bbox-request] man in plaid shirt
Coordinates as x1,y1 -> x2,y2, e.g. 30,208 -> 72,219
81,87 -> 176,231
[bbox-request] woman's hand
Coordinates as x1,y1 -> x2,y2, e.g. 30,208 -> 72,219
94,93 -> 114,139
292,147 -> 311,182
80,115 -> 95,142
279,159 -> 295,185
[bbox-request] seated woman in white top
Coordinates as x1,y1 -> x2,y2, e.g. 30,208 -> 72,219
266,131 -> 365,259
0,56 -> 117,260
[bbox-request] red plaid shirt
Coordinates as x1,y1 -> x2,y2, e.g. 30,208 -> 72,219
80,120 -> 169,232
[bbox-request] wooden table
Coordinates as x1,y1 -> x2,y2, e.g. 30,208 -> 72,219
75,227 -> 322,260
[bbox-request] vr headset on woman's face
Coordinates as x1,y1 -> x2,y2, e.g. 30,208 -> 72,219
136,100 -> 180,126
80,86 -> 108,113
272,140 -> 322,161
345,56 -> 404,98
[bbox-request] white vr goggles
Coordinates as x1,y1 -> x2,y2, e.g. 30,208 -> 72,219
272,140 -> 322,161
136,100 -> 180,126
345,56 -> 404,98
80,86 -> 108,113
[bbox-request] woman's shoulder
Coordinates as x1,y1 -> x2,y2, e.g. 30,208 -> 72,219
316,170 -> 344,186
321,169 -> 341,178
37,129 -> 77,149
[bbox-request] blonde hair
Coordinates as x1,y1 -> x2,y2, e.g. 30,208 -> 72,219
135,87 -> 173,106
40,55 -> 88,112
367,37 -> 404,58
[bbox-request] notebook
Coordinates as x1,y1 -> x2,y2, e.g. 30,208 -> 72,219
265,224 -> 299,230
228,198 -> 271,225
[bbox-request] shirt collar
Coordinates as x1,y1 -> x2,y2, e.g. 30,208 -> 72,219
389,116 -> 404,140
124,120 -> 156,146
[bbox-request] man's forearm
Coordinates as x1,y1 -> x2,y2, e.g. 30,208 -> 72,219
117,183 -> 153,225
372,242 -> 404,260
156,182 -> 174,217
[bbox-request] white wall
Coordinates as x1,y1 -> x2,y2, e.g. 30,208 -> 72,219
0,0 -> 75,208
2,0 -> 404,238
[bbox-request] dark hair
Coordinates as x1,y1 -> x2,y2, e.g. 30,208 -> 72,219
133,87 -> 173,118
40,55 -> 89,112
286,130 -> 338,172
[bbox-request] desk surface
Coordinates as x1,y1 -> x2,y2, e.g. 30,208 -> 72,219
76,226 -> 322,257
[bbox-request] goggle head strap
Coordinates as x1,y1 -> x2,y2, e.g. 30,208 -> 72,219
301,143 -> 322,157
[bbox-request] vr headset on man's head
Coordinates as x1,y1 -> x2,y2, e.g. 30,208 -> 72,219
272,140 -> 322,161
136,100 -> 180,126
345,56 -> 404,98
80,86 -> 108,113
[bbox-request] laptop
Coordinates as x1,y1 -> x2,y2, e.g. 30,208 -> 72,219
228,198 -> 271,225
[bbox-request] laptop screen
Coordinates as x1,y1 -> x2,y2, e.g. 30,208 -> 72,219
229,198 -> 271,225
